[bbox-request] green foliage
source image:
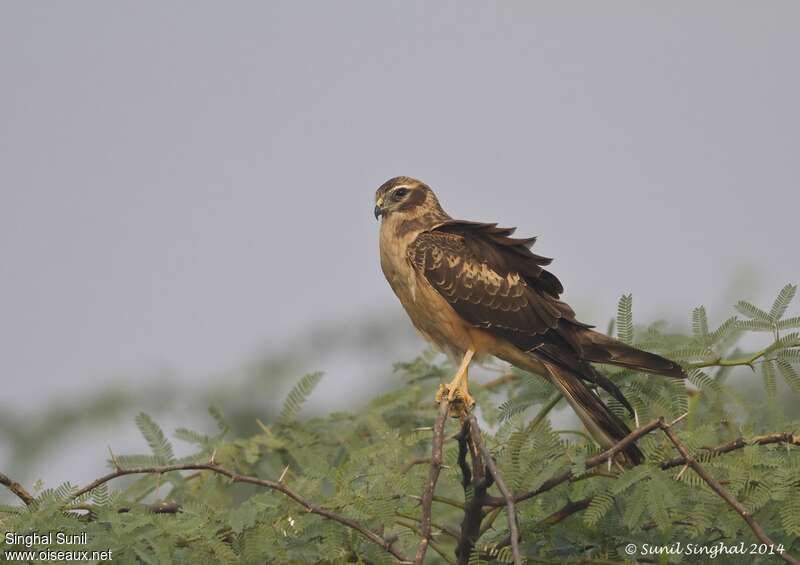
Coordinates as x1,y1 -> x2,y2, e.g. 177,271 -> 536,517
617,293 -> 634,345
135,413 -> 176,464
2,286 -> 799,564
279,371 -> 324,423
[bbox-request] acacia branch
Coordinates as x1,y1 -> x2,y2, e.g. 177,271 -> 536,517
0,471 -> 35,506
396,518 -> 456,565
401,457 -> 432,474
455,419 -> 491,565
413,399 -> 450,565
481,415 -> 798,565
479,371 -> 518,390
660,431 -> 800,470
68,462 -> 408,563
537,497 -> 593,527
396,511 -> 460,540
488,497 -> 594,558
659,422 -> 799,565
484,418 -> 664,507
688,339 -> 793,369
466,414 -> 521,565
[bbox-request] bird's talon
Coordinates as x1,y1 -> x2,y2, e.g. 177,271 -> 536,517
434,384 -> 475,417
435,384 -> 448,404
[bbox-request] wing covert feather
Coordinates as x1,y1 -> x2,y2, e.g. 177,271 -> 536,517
408,228 -> 578,353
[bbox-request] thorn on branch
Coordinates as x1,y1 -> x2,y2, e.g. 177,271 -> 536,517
670,412 -> 689,426
107,446 -> 121,472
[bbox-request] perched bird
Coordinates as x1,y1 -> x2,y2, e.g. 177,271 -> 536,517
374,176 -> 685,464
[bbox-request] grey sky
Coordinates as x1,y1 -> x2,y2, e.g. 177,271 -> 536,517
1,2 -> 798,479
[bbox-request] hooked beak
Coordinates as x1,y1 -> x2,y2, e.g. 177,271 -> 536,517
374,197 -> 384,220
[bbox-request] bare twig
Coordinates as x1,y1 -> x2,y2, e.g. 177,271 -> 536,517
396,511 -> 460,540
408,493 -> 464,510
488,497 -> 594,559
660,431 -> 800,470
401,457 -> 433,474
455,419 -> 491,565
659,422 -> 799,565
526,391 -> 563,433
0,471 -> 35,506
466,414 -> 521,565
413,399 -> 450,565
537,497 -> 593,527
479,372 -> 518,390
67,462 -> 408,563
396,518 -> 456,565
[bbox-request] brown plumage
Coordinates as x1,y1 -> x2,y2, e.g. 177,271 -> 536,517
375,176 -> 685,464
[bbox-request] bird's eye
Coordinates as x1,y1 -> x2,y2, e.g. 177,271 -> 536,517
392,188 -> 409,201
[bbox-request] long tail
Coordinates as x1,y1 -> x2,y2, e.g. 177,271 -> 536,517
521,328 -> 685,465
542,360 -> 645,465
578,329 -> 686,379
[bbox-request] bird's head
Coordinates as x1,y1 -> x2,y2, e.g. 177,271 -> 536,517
374,176 -> 443,221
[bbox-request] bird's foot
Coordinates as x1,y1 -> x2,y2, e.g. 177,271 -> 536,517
435,383 -> 475,418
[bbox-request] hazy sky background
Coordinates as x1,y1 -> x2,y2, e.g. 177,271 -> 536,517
1,2 -> 798,484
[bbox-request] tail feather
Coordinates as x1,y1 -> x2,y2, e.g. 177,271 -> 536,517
542,361 -> 644,465
578,329 -> 686,379
518,328 -> 686,466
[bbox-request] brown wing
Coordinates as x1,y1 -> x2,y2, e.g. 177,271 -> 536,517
407,220 -> 587,356
408,221 -> 639,415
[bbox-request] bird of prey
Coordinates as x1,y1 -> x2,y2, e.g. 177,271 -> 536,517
374,176 -> 685,464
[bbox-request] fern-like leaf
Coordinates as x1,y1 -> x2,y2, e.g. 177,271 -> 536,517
778,316 -> 800,330
208,405 -> 230,434
692,306 -> 709,342
584,492 -> 615,528
777,360 -> 800,393
735,300 -> 771,321
708,316 -> 738,345
770,284 -> 797,322
762,361 -> 777,400
135,413 -> 175,463
780,489 -> 800,536
617,294 -> 634,345
280,372 -> 323,423
736,318 -> 776,332
778,348 -> 800,363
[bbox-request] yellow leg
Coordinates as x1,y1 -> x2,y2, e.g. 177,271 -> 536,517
435,350 -> 476,415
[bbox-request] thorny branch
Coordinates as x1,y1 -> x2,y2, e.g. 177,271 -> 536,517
480,416 -> 799,565
455,418 -> 491,565
0,462 -> 409,563
0,472 -> 35,506
412,399 -> 450,565
659,421 -> 799,565
660,431 -> 800,470
4,399 -> 799,564
465,413 -> 522,565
